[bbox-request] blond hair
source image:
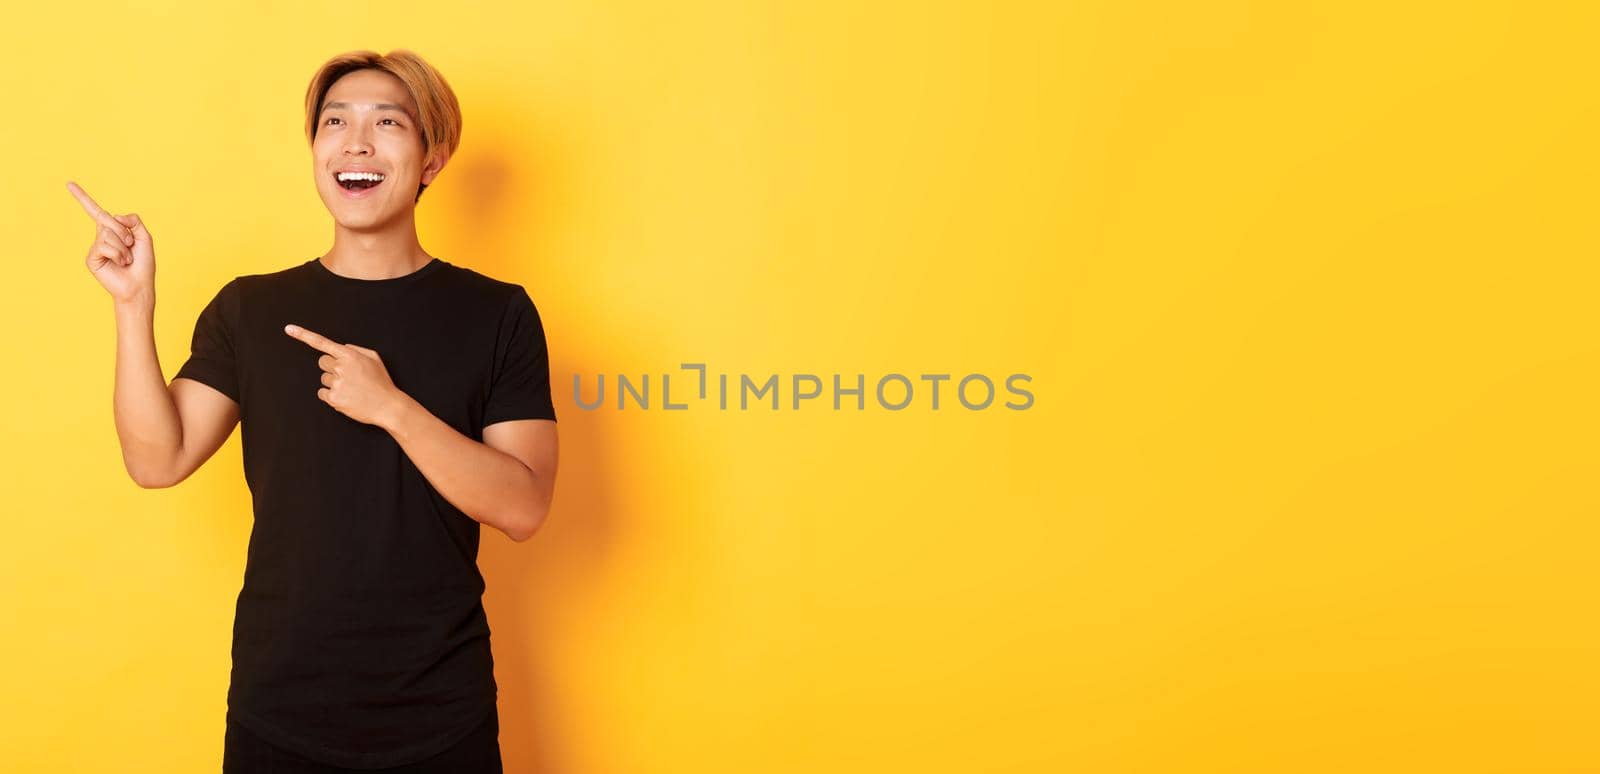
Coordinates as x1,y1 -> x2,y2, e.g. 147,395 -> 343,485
304,49 -> 463,203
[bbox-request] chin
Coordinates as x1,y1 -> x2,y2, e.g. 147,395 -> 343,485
321,193 -> 385,220
332,212 -> 394,231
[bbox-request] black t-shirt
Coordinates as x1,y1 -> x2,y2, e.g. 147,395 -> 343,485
173,256 -> 556,768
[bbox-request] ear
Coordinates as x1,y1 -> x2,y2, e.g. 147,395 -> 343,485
422,148 -> 450,185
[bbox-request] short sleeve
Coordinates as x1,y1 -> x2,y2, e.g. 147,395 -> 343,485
483,286 -> 557,425
173,277 -> 241,403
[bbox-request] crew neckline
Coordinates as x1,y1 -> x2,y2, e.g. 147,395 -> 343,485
308,256 -> 446,285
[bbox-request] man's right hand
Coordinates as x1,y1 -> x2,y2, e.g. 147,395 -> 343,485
69,181 -> 156,304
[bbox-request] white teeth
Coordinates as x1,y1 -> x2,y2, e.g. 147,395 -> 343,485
336,171 -> 385,182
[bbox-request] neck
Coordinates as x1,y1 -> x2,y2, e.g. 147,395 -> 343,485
322,213 -> 433,279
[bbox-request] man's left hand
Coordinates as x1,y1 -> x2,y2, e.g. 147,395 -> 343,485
284,323 -> 406,428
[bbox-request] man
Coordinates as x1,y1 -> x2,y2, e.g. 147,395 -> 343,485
72,48 -> 556,772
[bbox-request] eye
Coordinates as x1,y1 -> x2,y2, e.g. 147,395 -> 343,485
325,116 -> 342,126
381,118 -> 401,126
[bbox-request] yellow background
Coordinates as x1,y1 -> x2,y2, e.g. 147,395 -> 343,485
2,1 -> 1595,772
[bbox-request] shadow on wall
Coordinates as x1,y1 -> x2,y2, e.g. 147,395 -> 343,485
448,115 -> 619,774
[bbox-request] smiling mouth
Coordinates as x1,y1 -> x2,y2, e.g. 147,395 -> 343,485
335,172 -> 387,195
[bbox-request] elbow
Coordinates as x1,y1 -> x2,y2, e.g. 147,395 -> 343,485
508,508 -> 550,543
131,471 -> 175,489
508,471 -> 555,542
126,461 -> 176,489
126,456 -> 185,489
122,446 -> 181,489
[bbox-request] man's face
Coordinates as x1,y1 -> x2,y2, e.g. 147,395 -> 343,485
311,69 -> 440,229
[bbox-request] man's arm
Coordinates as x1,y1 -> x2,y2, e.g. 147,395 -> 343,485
114,295 -> 238,488
71,182 -> 239,488
380,396 -> 558,542
279,322 -> 558,541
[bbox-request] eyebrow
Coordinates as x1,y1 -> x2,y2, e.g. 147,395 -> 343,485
320,101 -> 412,119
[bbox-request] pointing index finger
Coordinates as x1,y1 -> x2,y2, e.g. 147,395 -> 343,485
66,181 -> 107,218
66,181 -> 132,241
284,324 -> 347,356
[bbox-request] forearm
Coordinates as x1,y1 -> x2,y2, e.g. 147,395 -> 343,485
112,292 -> 183,487
381,393 -> 549,541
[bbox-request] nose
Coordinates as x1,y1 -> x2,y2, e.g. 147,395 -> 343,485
343,128 -> 374,157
